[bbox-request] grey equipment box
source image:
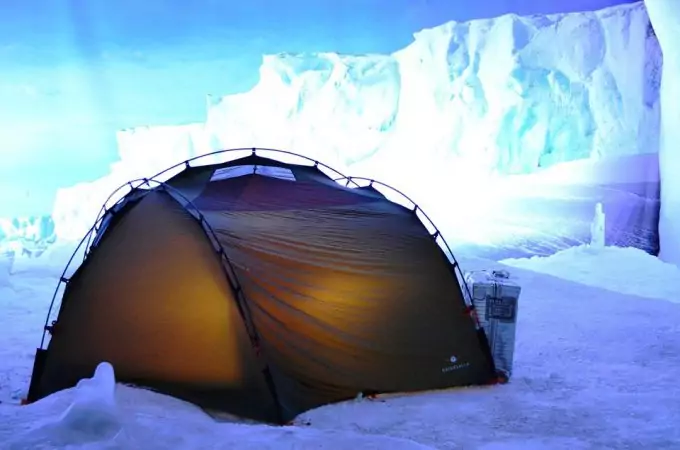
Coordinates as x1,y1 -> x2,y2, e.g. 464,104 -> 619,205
463,269 -> 521,380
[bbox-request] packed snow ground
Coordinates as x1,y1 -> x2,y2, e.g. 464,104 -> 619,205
1,244 -> 679,449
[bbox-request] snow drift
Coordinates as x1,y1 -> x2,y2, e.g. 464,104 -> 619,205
43,2 -> 670,259
2,364 -> 434,450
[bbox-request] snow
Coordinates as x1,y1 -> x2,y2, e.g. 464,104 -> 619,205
6,363 -> 123,449
645,0 -> 680,266
501,244 -> 680,301
2,372 -> 432,450
1,243 -> 680,449
45,2 -> 666,253
1,1 -> 679,448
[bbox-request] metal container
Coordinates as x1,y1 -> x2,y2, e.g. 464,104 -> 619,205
463,269 -> 521,380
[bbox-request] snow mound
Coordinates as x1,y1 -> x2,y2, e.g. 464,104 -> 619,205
4,362 -> 131,449
59,362 -> 119,432
1,380 -> 434,450
50,2 -> 663,245
501,244 -> 680,300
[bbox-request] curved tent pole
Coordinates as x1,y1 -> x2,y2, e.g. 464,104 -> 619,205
331,177 -> 497,374
83,180 -> 152,257
333,176 -> 497,372
49,150 -> 475,345
40,214 -> 104,348
47,150 -> 475,344
146,147 -> 361,188
83,148 -> 362,258
50,148 -> 361,345
38,147 -> 491,410
36,148 -> 492,412
42,178 -> 159,347
42,177 -> 260,347
42,178 -> 285,422
42,179 -> 160,347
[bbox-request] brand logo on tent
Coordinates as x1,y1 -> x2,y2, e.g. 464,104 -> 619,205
442,355 -> 471,373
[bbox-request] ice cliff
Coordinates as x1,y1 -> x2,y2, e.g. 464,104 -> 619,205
46,3 -> 669,254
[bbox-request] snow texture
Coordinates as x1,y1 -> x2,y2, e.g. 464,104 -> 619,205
645,0 -> 680,266
2,3 -> 680,445
4,363 -> 123,449
1,244 -> 680,449
48,2 -> 666,249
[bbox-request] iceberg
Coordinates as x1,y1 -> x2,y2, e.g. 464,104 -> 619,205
9,2 -> 671,260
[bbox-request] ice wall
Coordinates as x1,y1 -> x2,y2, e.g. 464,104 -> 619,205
645,0 -> 680,266
199,2 -> 661,173
51,2 -> 662,245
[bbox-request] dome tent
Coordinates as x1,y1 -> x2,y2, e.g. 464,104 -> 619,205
27,148 -> 498,424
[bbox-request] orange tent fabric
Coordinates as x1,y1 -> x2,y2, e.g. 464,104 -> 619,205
28,154 -> 495,423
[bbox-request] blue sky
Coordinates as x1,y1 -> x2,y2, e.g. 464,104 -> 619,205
0,0 -> 632,214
